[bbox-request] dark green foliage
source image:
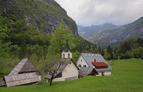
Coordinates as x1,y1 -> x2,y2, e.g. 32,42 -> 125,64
73,36 -> 97,53
19,39 -> 27,59
27,47 -> 32,59
103,38 -> 143,60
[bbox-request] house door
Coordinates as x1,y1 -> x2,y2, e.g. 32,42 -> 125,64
102,72 -> 104,76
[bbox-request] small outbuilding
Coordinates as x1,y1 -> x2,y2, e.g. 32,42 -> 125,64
78,67 -> 98,78
0,58 -> 41,87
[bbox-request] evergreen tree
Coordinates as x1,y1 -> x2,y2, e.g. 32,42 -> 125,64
107,45 -> 111,53
27,47 -> 32,58
19,39 -> 27,59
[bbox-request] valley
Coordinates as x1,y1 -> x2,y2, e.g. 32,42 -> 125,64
78,17 -> 143,47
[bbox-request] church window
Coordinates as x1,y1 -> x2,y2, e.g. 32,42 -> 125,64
68,53 -> 70,58
63,54 -> 65,58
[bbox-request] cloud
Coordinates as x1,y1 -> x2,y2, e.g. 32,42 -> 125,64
55,0 -> 143,26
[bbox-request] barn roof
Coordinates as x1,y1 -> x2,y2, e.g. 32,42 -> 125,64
8,58 -> 37,75
80,53 -> 112,72
78,67 -> 96,77
44,59 -> 78,79
4,72 -> 39,87
0,81 -> 5,87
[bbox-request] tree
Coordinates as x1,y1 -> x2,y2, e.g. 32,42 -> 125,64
48,23 -> 76,55
19,39 -> 27,59
72,50 -> 80,62
45,55 -> 68,86
107,45 -> 111,53
0,16 -> 11,57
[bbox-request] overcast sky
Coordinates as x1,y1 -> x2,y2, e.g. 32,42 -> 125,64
55,0 -> 143,27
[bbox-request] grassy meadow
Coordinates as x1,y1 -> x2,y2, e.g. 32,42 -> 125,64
0,58 -> 143,92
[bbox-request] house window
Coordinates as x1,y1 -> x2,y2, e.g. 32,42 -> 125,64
63,54 -> 65,58
79,64 -> 81,67
68,53 -> 70,58
81,60 -> 82,62
55,72 -> 62,78
83,65 -> 86,67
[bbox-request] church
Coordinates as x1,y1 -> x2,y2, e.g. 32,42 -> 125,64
44,42 -> 79,82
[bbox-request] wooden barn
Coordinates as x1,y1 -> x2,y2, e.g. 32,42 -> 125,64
78,67 -> 98,78
76,53 -> 112,76
44,42 -> 79,82
0,58 -> 41,87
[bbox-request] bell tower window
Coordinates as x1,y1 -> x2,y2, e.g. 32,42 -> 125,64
63,53 -> 65,58
68,53 -> 70,58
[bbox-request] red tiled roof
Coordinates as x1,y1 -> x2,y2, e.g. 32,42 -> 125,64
92,62 -> 108,67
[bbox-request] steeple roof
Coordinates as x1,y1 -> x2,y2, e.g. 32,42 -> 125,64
63,41 -> 71,52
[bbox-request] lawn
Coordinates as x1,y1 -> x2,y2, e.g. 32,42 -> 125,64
0,58 -> 143,92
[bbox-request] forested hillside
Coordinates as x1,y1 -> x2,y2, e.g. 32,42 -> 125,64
0,0 -> 78,35
86,16 -> 143,47
0,15 -> 98,78
102,38 -> 143,60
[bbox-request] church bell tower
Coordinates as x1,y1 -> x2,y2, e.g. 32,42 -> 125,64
62,41 -> 72,59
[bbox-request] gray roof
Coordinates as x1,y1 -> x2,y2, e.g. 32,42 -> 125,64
78,67 -> 96,76
4,72 -> 39,87
63,41 -> 71,52
8,58 -> 37,75
44,59 -> 78,79
80,53 -> 112,72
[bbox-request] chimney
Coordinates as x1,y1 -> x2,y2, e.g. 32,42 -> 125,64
94,59 -> 96,63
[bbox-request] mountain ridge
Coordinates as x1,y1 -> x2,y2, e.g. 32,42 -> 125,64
86,16 -> 143,47
78,23 -> 120,39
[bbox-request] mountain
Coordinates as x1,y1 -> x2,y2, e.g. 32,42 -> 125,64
78,23 -> 120,39
0,0 -> 78,35
87,16 -> 143,47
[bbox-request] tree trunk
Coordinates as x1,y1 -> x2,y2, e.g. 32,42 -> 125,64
50,75 -> 54,86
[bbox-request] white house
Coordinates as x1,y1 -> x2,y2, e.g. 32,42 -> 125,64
76,53 -> 112,76
44,42 -> 79,82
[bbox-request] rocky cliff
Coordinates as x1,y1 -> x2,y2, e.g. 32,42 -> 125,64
0,0 -> 78,35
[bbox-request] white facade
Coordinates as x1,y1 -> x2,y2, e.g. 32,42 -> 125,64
97,71 -> 111,76
46,61 -> 78,82
76,55 -> 89,69
62,51 -> 72,58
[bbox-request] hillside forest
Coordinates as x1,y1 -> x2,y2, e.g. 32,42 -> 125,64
0,15 -> 97,78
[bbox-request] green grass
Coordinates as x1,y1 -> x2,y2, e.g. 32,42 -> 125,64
0,58 -> 143,92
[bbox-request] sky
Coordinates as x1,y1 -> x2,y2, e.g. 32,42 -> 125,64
55,0 -> 143,27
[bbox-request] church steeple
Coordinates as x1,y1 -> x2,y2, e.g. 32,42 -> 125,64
62,41 -> 72,58
63,41 -> 71,52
